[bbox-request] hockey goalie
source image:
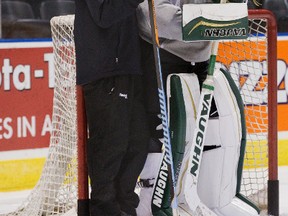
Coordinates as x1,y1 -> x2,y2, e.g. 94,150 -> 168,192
137,69 -> 260,216
136,0 -> 261,215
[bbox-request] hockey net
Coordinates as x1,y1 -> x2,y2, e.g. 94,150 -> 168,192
217,10 -> 278,214
1,10 -> 278,216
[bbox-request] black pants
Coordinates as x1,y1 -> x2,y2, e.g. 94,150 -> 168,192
83,75 -> 150,216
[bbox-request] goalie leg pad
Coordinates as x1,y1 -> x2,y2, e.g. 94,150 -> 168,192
198,143 -> 238,208
140,71 -> 255,215
168,71 -> 241,210
166,72 -> 200,193
172,70 -> 254,215
198,69 -> 242,208
166,73 -> 200,180
166,73 -> 200,215
204,69 -> 242,149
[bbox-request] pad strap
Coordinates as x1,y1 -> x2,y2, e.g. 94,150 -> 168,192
137,178 -> 154,188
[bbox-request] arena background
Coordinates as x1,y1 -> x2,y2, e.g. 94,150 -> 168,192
0,36 -> 288,192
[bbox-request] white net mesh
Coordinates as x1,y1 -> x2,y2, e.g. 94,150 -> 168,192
217,17 -> 272,210
1,15 -> 78,216
1,12 -> 276,215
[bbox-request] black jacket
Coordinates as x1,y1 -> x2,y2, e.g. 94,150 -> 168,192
74,0 -> 144,85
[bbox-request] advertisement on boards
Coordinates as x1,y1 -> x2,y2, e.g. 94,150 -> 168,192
0,37 -> 288,191
0,41 -> 54,152
0,38 -> 288,152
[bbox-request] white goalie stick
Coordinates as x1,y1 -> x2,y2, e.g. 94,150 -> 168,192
179,44 -> 219,216
147,0 -> 178,215
180,0 -> 228,215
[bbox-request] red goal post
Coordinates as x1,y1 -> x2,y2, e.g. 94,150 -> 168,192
250,9 -> 279,216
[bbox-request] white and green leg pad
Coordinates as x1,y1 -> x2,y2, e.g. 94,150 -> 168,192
198,69 -> 259,215
166,70 -> 259,215
137,69 -> 259,216
166,73 -> 200,215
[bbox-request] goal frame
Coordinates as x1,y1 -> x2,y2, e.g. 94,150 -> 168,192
75,9 -> 278,216
77,86 -> 89,215
247,9 -> 278,216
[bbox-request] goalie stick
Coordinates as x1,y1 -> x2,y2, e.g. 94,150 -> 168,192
147,0 -> 178,215
180,44 -> 219,216
180,0 -> 229,215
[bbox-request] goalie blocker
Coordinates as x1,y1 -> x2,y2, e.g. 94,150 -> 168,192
137,69 -> 259,216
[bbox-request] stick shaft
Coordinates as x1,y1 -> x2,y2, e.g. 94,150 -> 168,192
147,0 -> 178,211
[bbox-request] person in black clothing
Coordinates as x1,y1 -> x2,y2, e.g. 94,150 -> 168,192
74,1 -> 150,216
